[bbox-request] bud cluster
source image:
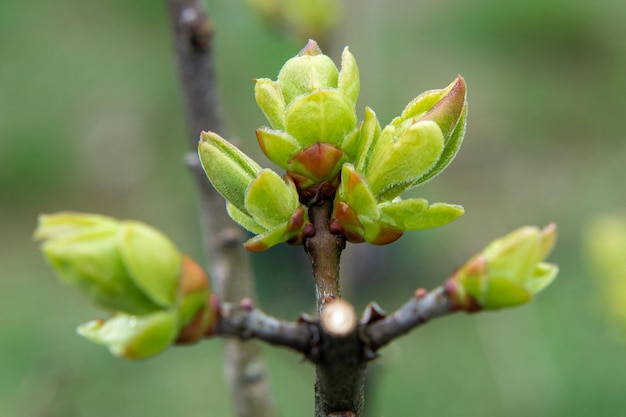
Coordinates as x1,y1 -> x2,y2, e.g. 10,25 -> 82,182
199,40 -> 468,248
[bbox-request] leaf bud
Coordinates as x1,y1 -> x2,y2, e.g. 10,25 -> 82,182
447,224 -> 559,310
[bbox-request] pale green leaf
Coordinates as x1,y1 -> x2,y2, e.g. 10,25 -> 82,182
198,132 -> 261,213
245,169 -> 299,229
285,89 -> 356,147
118,221 -> 182,308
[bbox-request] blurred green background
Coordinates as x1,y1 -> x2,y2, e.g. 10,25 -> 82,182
2,0 -> 626,415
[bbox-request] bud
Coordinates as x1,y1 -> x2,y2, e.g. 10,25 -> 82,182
198,131 -> 262,214
447,224 -> 558,310
35,212 -> 216,358
254,40 -> 360,199
35,212 -> 182,314
358,77 -> 467,201
330,164 -> 464,244
241,170 -> 314,252
277,39 -> 338,103
198,133 -> 312,251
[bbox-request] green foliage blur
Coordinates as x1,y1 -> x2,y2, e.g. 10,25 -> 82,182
2,0 -> 626,416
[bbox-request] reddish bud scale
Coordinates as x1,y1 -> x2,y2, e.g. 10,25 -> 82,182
330,202 -> 366,243
289,142 -> 346,184
328,218 -> 365,244
443,278 -> 482,313
419,76 -> 466,139
245,239 -> 268,252
464,255 -> 487,277
367,226 -> 403,246
179,256 -> 210,295
298,39 -> 322,56
287,206 -> 306,232
177,292 -> 220,343
176,306 -> 206,344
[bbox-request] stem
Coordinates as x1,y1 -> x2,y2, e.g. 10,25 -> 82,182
165,2 -> 275,416
305,201 -> 346,315
305,201 -> 366,416
363,286 -> 456,352
213,299 -> 314,356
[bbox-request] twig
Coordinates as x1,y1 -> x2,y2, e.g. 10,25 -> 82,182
165,1 -> 276,416
362,287 -> 457,352
211,299 -> 315,357
304,202 -> 367,417
305,201 -> 346,315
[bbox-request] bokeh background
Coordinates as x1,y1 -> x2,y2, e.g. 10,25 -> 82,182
2,0 -> 626,416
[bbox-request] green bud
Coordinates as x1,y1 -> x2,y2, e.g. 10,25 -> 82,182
336,163 -> 379,220
357,77 -> 467,201
447,224 -> 558,310
365,120 -> 444,200
78,310 -> 179,359
254,40 -> 360,197
119,221 -> 182,308
245,206 -> 311,252
338,47 -> 360,107
284,89 -> 356,148
287,142 -> 347,191
35,213 -> 219,358
254,78 -> 286,130
277,40 -> 338,104
354,106 -> 381,174
331,164 -> 463,244
35,212 -> 182,315
245,169 -> 300,229
198,131 -> 262,214
255,127 -> 300,170
415,76 -> 467,185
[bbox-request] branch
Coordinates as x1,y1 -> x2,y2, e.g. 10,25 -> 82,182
210,298 -> 315,357
165,2 -> 276,416
305,201 -> 346,315
362,286 -> 457,352
304,202 -> 367,417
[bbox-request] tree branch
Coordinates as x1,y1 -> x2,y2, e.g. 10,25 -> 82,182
362,286 -> 457,352
165,2 -> 276,416
210,298 -> 315,357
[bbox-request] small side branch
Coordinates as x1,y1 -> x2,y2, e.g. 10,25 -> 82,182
362,286 -> 457,352
213,299 -> 315,357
